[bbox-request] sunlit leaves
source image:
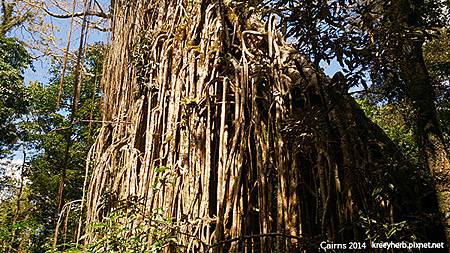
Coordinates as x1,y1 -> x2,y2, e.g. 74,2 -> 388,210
0,37 -> 31,157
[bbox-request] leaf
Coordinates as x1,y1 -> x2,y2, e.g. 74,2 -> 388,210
154,166 -> 169,173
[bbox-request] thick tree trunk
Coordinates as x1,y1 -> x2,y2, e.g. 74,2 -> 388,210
84,0 -> 447,251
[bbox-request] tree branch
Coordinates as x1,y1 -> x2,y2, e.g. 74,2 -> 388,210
44,8 -> 109,19
88,23 -> 111,32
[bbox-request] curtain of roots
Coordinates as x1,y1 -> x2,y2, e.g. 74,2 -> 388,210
84,0 -> 444,252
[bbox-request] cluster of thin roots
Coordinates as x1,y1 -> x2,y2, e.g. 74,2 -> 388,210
82,0 -> 441,252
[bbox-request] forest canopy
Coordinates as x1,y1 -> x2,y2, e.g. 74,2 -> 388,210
0,0 -> 449,252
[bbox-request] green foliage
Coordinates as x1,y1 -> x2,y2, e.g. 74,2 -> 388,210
0,37 -> 31,157
0,43 -> 107,252
0,167 -> 48,252
424,28 -> 450,81
357,212 -> 411,242
59,203 -> 180,253
423,28 -> 450,149
357,99 -> 419,162
22,44 -> 106,249
276,0 -> 448,94
87,210 -> 177,252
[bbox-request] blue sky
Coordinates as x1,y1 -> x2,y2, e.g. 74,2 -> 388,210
23,0 -> 110,86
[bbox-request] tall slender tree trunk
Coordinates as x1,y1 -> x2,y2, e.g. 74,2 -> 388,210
54,2 -> 90,248
394,0 -> 450,243
8,149 -> 26,253
84,0 -> 447,251
56,138 -> 70,214
400,41 -> 450,243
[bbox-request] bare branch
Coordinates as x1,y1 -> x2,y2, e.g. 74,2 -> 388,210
94,0 -> 106,15
44,7 -> 109,19
88,23 -> 111,32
